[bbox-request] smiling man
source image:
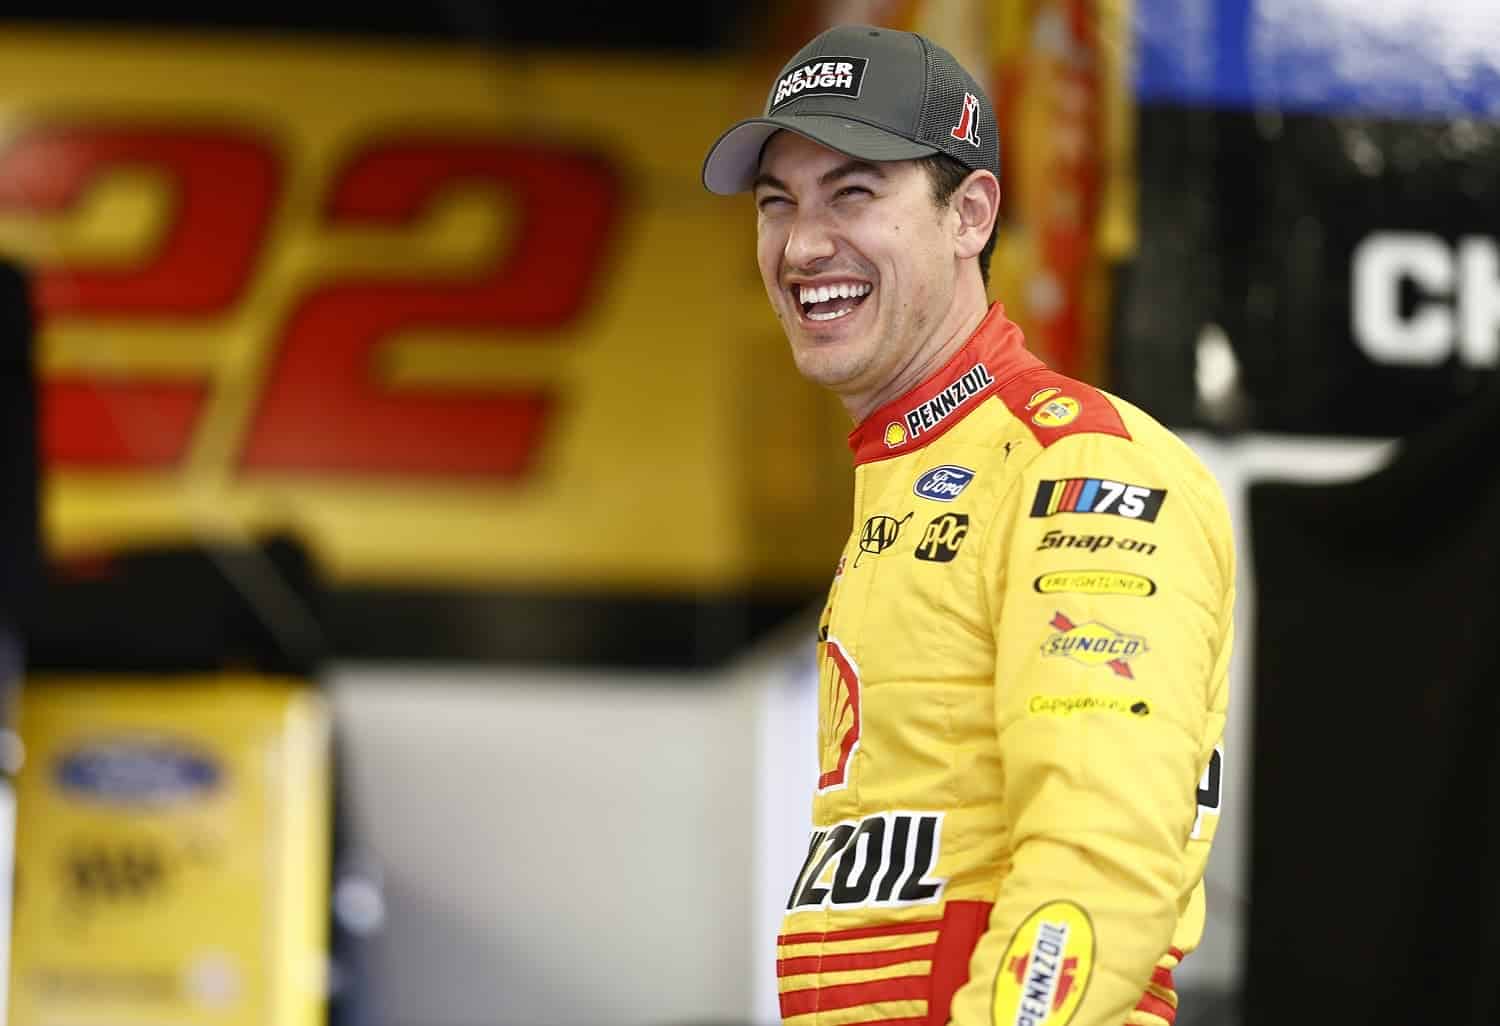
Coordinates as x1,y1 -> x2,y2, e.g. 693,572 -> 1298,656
703,24 -> 1235,1026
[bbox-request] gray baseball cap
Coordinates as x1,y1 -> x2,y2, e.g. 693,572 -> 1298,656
702,24 -> 1000,195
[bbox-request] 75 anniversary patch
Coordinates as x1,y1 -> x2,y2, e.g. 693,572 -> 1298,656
1030,478 -> 1165,522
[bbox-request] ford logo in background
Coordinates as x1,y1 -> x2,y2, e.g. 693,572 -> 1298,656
913,465 -> 976,502
55,737 -> 222,805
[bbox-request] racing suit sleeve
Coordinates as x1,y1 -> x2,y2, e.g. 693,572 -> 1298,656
946,429 -> 1234,1026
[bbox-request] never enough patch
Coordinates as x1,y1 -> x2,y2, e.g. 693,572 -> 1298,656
770,57 -> 868,110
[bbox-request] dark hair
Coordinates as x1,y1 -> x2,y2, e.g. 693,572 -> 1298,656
916,153 -> 998,286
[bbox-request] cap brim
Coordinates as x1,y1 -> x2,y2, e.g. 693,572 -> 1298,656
701,115 -> 939,195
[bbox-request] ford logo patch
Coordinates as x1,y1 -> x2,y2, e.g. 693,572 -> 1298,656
55,737 -> 221,806
913,465 -> 976,502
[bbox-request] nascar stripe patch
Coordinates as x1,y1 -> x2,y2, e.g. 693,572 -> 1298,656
1031,478 -> 1166,522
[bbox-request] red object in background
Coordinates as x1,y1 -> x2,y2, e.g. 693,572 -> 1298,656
0,125 -> 280,316
43,379 -> 206,470
991,0 -> 1105,381
1,124 -> 624,478
0,126 -> 279,468
242,139 -> 623,478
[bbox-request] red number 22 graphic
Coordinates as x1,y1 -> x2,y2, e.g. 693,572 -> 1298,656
0,125 -> 623,478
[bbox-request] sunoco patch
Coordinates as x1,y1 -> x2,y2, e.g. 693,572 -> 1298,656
770,57 -> 868,111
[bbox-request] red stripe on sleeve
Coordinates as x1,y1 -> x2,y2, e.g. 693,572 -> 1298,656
779,975 -> 930,1017
778,917 -> 942,946
778,942 -> 936,977
1135,990 -> 1177,1023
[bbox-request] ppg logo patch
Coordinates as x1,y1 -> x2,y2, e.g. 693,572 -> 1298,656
770,57 -> 868,111
915,513 -> 968,562
913,465 -> 975,502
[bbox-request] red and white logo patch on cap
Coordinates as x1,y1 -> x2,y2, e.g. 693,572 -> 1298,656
949,92 -> 981,148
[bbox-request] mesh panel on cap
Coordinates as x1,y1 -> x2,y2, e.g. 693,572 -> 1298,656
917,41 -> 1001,176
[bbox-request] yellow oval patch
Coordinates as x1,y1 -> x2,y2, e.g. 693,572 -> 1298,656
1025,386 -> 1061,409
992,900 -> 1095,1026
1031,396 -> 1080,428
1033,570 -> 1157,597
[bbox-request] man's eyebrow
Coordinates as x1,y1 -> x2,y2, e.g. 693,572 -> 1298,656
751,159 -> 888,195
751,172 -> 788,193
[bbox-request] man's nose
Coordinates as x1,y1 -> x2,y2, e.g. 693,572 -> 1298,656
783,208 -> 838,269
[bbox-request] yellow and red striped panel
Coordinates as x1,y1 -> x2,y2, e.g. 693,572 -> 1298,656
778,908 -> 1182,1025
776,902 -> 990,1026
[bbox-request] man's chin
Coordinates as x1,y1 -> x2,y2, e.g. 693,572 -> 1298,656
789,340 -> 869,391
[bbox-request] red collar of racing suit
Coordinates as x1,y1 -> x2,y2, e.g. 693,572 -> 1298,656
847,302 -> 1041,466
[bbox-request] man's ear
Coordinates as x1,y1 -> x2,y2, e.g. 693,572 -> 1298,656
953,169 -> 1000,260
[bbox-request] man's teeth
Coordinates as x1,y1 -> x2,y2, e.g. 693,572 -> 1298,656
809,306 -> 853,321
798,282 -> 873,305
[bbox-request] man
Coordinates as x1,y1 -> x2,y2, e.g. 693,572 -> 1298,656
702,24 -> 1233,1026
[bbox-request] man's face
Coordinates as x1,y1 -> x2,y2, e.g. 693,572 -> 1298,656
754,131 -> 959,400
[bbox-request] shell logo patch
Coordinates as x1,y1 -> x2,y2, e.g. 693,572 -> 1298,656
1041,611 -> 1146,678
1032,396 -> 1080,428
992,899 -> 1095,1026
884,421 -> 908,448
816,636 -> 862,793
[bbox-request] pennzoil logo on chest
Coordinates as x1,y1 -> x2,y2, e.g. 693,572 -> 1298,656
787,811 -> 946,911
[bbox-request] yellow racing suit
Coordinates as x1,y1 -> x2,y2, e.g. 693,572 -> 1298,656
777,303 -> 1234,1026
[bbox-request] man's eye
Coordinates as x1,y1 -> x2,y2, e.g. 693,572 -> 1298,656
757,195 -> 790,211
835,186 -> 871,199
